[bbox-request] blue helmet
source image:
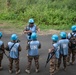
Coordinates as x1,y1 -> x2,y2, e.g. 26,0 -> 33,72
71,25 -> 76,32
60,32 -> 66,38
0,32 -> 2,38
28,18 -> 34,24
11,34 -> 18,41
31,32 -> 37,40
51,34 -> 58,42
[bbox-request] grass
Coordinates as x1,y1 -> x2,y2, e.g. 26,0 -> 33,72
0,20 -> 72,34
0,0 -> 76,33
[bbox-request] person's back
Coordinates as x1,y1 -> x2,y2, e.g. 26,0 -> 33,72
25,33 -> 41,74
0,40 -> 4,54
0,32 -> 4,70
53,42 -> 60,59
48,34 -> 60,75
6,34 -> 21,74
68,32 -> 76,49
58,32 -> 69,71
59,39 -> 69,55
67,25 -> 76,65
8,42 -> 20,59
28,40 -> 40,56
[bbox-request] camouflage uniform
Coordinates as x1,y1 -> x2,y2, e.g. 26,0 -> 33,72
58,54 -> 67,69
67,32 -> 76,65
67,48 -> 76,64
26,39 -> 41,73
50,55 -> 58,75
58,38 -> 69,70
0,43 -> 4,69
26,55 -> 39,70
9,58 -> 19,71
0,54 -> 3,67
6,42 -> 21,72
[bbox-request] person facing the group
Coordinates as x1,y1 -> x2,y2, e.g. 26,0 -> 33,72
25,32 -> 41,74
67,25 -> 76,65
5,34 -> 21,74
49,34 -> 60,75
0,32 -> 5,70
58,32 -> 69,71
23,18 -> 39,42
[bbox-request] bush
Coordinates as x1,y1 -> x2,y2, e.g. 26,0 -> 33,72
0,0 -> 76,30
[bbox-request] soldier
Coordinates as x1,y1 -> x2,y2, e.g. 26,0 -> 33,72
6,34 -> 21,74
0,32 -> 5,70
25,33 -> 41,74
58,32 -> 69,71
49,34 -> 60,75
67,25 -> 76,65
23,18 -> 40,42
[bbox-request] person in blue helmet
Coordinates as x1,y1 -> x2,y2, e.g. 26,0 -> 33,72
5,34 -> 21,74
25,33 -> 41,74
0,32 -> 5,70
23,18 -> 40,42
49,34 -> 60,75
67,25 -> 76,65
58,32 -> 69,71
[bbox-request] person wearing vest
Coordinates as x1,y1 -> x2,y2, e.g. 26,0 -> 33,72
67,25 -> 76,65
23,18 -> 40,42
23,18 -> 40,50
6,34 -> 21,74
58,32 -> 69,71
49,34 -> 60,75
0,32 -> 5,70
25,33 -> 41,74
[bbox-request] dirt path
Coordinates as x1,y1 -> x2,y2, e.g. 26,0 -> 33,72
0,23 -> 71,35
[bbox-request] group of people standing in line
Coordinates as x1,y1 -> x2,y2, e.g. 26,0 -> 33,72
48,25 -> 76,75
0,18 -> 76,75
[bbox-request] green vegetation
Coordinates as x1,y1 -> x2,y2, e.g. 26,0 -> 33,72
0,0 -> 76,31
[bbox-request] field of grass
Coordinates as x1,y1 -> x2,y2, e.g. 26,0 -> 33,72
0,0 -> 76,33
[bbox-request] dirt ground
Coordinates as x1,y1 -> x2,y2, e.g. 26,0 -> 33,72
0,23 -> 71,36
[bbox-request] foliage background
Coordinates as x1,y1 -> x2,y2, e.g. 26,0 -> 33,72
0,0 -> 76,30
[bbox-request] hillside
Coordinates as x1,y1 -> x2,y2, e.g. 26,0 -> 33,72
0,0 -> 76,30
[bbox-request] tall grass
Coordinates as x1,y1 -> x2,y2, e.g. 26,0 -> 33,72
0,0 -> 76,30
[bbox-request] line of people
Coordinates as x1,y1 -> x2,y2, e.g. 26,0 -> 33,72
0,32 -> 41,74
49,25 -> 76,75
23,18 -> 76,75
0,18 -> 41,75
0,18 -> 76,75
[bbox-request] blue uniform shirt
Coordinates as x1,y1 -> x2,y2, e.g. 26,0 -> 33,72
58,39 -> 69,55
53,42 -> 60,59
26,25 -> 37,41
28,40 -> 40,56
8,42 -> 20,59
0,40 -> 3,54
68,32 -> 76,39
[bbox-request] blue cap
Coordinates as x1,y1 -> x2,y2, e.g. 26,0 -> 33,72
71,25 -> 76,32
0,32 -> 2,37
11,34 -> 18,41
51,34 -> 58,42
28,18 -> 34,24
60,32 -> 66,38
31,32 -> 37,40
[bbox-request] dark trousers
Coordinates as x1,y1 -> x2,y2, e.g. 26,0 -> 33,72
58,54 -> 67,68
9,58 -> 19,71
26,55 -> 39,70
67,49 -> 76,63
0,54 -> 3,67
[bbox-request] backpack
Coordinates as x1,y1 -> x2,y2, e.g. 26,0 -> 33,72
69,33 -> 76,49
